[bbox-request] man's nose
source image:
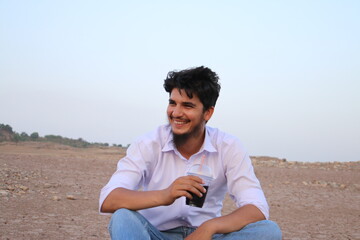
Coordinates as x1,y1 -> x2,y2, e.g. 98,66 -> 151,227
171,106 -> 183,118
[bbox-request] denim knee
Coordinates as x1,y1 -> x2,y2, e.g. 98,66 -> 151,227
112,208 -> 135,220
109,209 -> 164,240
110,209 -> 134,226
108,209 -> 147,238
258,220 -> 282,240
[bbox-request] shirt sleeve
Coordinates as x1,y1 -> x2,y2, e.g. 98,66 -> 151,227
224,139 -> 269,219
98,140 -> 147,214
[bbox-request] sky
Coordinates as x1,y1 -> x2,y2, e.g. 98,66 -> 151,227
1,1 -> 359,162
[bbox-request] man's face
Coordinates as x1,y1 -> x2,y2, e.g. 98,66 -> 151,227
167,88 -> 213,139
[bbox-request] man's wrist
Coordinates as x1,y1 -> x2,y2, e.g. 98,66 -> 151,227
199,219 -> 218,235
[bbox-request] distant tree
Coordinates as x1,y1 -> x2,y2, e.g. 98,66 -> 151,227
30,132 -> 39,140
45,135 -> 62,140
13,133 -> 21,142
0,124 -> 13,133
20,132 -> 29,141
21,132 -> 29,137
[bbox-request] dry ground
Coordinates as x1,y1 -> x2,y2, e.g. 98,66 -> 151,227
0,142 -> 359,239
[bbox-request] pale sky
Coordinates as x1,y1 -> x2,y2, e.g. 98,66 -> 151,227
1,1 -> 359,162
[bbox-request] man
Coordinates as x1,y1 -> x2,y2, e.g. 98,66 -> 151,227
99,66 -> 282,240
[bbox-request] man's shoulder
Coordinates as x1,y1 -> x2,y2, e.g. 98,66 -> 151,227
206,126 -> 247,151
206,126 -> 240,143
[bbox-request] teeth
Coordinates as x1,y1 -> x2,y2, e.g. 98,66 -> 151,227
174,120 -> 187,125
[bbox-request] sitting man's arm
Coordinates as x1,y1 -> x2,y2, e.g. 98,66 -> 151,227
101,187 -> 166,212
101,175 -> 206,212
185,204 -> 265,240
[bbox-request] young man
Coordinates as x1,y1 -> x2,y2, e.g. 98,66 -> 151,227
99,66 -> 282,240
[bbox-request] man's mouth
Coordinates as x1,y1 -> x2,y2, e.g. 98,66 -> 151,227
171,118 -> 190,125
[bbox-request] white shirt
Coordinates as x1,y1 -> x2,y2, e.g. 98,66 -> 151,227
99,124 -> 269,231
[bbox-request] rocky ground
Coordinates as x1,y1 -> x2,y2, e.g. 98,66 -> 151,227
0,142 -> 359,239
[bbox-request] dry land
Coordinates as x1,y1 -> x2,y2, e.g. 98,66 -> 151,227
1,142 -> 359,239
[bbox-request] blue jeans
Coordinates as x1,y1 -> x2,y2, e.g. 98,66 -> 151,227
108,209 -> 282,240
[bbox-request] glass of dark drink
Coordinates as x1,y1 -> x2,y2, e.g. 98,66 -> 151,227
186,163 -> 213,208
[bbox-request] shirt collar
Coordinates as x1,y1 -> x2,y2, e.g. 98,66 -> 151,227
162,126 -> 217,154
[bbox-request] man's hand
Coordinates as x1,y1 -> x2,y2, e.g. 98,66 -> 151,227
185,222 -> 215,240
185,204 -> 266,239
161,175 -> 207,206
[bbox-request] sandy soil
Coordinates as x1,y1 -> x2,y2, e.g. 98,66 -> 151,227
0,142 -> 359,240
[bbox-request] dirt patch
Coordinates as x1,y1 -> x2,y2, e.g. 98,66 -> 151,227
1,142 -> 359,239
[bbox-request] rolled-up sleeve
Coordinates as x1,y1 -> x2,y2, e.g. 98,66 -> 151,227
99,141 -> 146,214
224,140 -> 269,219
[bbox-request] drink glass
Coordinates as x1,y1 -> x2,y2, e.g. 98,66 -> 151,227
186,164 -> 213,208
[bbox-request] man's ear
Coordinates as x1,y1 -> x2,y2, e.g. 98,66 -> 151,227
204,107 -> 215,122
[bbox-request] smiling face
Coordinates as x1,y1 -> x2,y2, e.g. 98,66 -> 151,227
167,88 -> 214,144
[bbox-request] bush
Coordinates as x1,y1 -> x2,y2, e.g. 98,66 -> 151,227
20,132 -> 30,141
13,133 -> 21,142
30,132 -> 39,140
0,124 -> 13,134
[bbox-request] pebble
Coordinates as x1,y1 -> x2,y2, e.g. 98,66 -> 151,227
0,190 -> 10,196
66,195 -> 76,200
52,196 -> 61,201
19,185 -> 29,191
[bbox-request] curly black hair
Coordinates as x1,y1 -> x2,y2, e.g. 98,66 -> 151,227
163,66 -> 221,111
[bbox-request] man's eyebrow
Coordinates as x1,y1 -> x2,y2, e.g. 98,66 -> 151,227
182,101 -> 196,107
168,99 -> 196,106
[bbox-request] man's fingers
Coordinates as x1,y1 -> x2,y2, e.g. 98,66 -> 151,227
177,183 -> 206,198
170,176 -> 207,198
186,175 -> 205,184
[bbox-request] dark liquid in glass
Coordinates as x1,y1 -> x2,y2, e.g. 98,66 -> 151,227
186,186 -> 209,208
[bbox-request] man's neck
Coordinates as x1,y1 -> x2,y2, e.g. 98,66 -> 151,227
176,129 -> 206,160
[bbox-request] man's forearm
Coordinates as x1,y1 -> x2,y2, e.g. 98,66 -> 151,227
101,187 -> 165,213
102,175 -> 207,213
198,204 -> 265,235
